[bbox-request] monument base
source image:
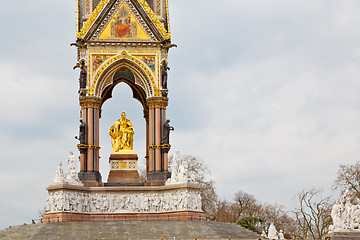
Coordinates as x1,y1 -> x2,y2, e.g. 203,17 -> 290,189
107,152 -> 140,185
42,183 -> 205,222
325,231 -> 360,240
42,211 -> 205,222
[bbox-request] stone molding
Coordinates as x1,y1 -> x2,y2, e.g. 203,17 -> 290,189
79,96 -> 102,108
147,97 -> 168,109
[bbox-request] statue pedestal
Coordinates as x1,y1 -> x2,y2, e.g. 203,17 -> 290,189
107,151 -> 141,186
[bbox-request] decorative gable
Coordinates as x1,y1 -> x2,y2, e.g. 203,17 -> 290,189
77,0 -> 170,42
98,2 -> 151,41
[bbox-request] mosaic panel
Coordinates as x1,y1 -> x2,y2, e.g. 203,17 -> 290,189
92,55 -> 114,73
139,56 -> 155,72
98,2 -> 150,41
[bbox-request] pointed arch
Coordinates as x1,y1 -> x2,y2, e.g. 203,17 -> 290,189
93,56 -> 155,112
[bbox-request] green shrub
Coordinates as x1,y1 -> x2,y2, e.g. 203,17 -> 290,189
237,217 -> 263,232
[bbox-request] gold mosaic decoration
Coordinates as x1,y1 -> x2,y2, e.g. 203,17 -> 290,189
98,2 -> 150,41
138,0 -> 170,40
92,55 -> 114,73
111,161 -> 120,170
89,50 -> 159,96
138,55 -> 156,72
129,161 -> 136,169
77,0 -> 108,38
120,162 -> 127,169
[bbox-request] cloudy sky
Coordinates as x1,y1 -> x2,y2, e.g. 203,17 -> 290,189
1,0 -> 360,230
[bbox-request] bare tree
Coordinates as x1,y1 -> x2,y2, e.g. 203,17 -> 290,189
233,190 -> 258,220
293,188 -> 333,240
200,180 -> 218,219
218,190 -> 297,237
215,200 -> 234,222
334,161 -> 360,198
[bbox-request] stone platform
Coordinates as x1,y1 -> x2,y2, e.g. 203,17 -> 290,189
0,221 -> 260,240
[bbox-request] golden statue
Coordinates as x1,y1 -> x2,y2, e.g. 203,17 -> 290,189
109,112 -> 135,152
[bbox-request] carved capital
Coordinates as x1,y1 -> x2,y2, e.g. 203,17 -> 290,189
147,97 -> 168,109
79,96 -> 102,109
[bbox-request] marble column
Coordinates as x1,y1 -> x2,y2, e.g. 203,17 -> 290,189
78,96 -> 102,186
146,97 -> 170,186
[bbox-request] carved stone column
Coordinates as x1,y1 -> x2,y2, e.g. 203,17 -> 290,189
78,96 -> 102,186
146,97 -> 170,186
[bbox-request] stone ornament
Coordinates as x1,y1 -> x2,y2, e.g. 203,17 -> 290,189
45,189 -> 202,214
268,222 -> 279,239
110,160 -> 137,170
329,188 -> 360,232
51,163 -> 66,185
278,230 -> 285,239
50,153 -> 83,187
166,151 -> 196,185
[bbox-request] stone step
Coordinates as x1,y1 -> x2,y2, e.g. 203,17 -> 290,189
0,221 -> 260,240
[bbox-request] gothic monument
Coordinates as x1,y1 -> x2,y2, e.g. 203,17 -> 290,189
42,0 -> 205,222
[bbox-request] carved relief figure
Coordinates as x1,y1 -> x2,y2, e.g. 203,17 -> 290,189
46,189 -> 202,214
109,112 -> 135,152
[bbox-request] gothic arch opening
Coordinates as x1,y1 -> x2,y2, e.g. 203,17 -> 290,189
94,58 -> 154,104
99,81 -> 147,181
99,66 -> 148,118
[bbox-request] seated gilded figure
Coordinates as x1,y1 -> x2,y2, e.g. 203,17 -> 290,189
109,112 -> 135,152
